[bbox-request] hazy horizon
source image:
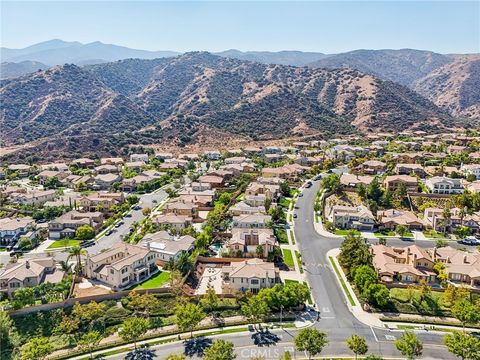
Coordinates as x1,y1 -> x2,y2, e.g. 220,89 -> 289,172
1,1 -> 479,54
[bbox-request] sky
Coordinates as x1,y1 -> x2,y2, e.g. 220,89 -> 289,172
1,1 -> 479,54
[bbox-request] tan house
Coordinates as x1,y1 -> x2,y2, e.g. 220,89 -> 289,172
78,192 -> 124,213
48,211 -> 103,239
11,189 -> 57,206
85,243 -> 157,290
395,164 -> 427,178
0,258 -> 65,297
377,209 -> 425,230
153,213 -> 192,230
221,258 -> 280,294
141,231 -> 195,264
383,175 -> 418,192
327,205 -> 375,231
197,175 -> 225,188
340,173 -> 374,188
359,160 -> 387,174
226,228 -> 276,258
232,213 -> 272,229
165,201 -> 199,218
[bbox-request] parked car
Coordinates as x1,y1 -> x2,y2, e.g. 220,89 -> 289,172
459,237 -> 480,246
125,213 -> 132,218
115,221 -> 124,228
293,213 -> 298,218
106,229 -> 113,236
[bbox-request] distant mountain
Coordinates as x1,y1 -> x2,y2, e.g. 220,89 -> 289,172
215,49 -> 328,66
308,49 -> 453,87
414,55 -> 480,119
0,61 -> 49,79
0,39 -> 180,66
1,52 -> 460,161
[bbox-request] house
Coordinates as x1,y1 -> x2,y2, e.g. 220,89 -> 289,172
261,164 -> 308,181
359,160 -> 387,174
327,205 -> 375,231
461,164 -> 480,180
153,213 -> 192,231
125,161 -> 145,171
11,189 -> 57,206
425,177 -> 464,194
37,170 -> 68,185
72,158 -> 95,168
100,157 -> 124,166
65,174 -> 94,189
467,181 -> 480,193
203,151 -> 221,160
0,258 -> 65,297
165,201 -> 199,218
230,201 -> 266,216
225,156 -> 247,164
264,154 -> 285,163
179,153 -> 200,161
95,164 -> 119,174
221,258 -> 280,294
78,192 -> 124,213
383,175 -> 418,193
0,217 -> 35,246
448,145 -> 467,154
340,174 -> 374,188
395,164 -> 427,178
191,182 -> 212,192
377,209 -> 424,230
8,164 -> 33,178
129,154 -> 149,163
197,175 -> 225,189
226,228 -> 276,258
122,174 -> 157,192
394,153 -> 423,164
155,152 -> 174,160
40,163 -> 69,172
423,207 -> 480,233
141,231 -> 195,264
245,182 -> 280,200
207,170 -> 233,180
232,214 -> 272,229
48,211 -> 103,239
370,244 -> 436,283
93,173 -> 121,190
85,243 -> 157,290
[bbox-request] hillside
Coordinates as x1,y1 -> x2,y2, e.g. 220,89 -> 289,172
413,55 -> 480,119
0,61 -> 49,79
215,49 -> 328,66
308,49 -> 453,87
0,52 -> 461,159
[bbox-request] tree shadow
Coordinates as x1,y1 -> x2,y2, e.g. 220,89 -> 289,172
124,345 -> 156,360
251,330 -> 281,347
183,337 -> 213,357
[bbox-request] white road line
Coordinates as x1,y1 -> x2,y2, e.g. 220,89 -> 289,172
370,326 -> 379,342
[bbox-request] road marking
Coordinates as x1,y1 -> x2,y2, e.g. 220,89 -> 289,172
385,335 -> 396,341
370,326 -> 379,342
321,316 -> 335,319
322,307 -> 330,313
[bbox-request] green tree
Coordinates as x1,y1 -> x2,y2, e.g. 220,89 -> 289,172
339,232 -> 372,278
395,224 -> 409,237
203,339 -> 236,360
321,174 -> 341,194
353,265 -> 378,293
201,286 -> 219,313
269,206 -> 285,222
175,302 -> 205,337
66,245 -> 87,273
218,192 -> 232,205
347,335 -> 368,360
75,224 -> 95,240
367,177 -> 383,203
435,239 -> 449,248
0,311 -> 20,359
119,317 -> 149,349
395,330 -> 423,360
444,331 -> 480,360
294,328 -> 328,360
142,207 -> 152,216
126,290 -> 159,317
456,226 -> 472,239
452,299 -> 480,330
12,287 -> 36,309
241,295 -> 270,328
365,283 -> 390,308
78,331 -> 102,359
280,181 -> 291,197
19,337 -> 53,360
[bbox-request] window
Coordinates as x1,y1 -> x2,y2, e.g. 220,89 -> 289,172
122,276 -> 129,283
251,279 -> 259,285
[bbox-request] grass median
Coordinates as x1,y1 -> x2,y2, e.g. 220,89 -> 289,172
329,256 -> 355,306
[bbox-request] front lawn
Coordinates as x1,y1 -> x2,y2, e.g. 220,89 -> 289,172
47,239 -> 82,249
295,251 -> 303,273
282,249 -> 295,268
134,271 -> 171,289
374,229 -> 396,237
279,198 -> 291,208
388,287 -> 448,316
423,230 -> 447,239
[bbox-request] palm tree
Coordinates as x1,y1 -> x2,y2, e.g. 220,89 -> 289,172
442,207 -> 452,234
66,245 -> 87,274
58,260 -> 73,273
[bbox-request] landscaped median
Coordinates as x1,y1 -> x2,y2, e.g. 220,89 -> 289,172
328,255 -> 356,307
282,248 -> 295,268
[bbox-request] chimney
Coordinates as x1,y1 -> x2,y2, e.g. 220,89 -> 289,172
464,255 -> 468,264
25,260 -> 30,269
